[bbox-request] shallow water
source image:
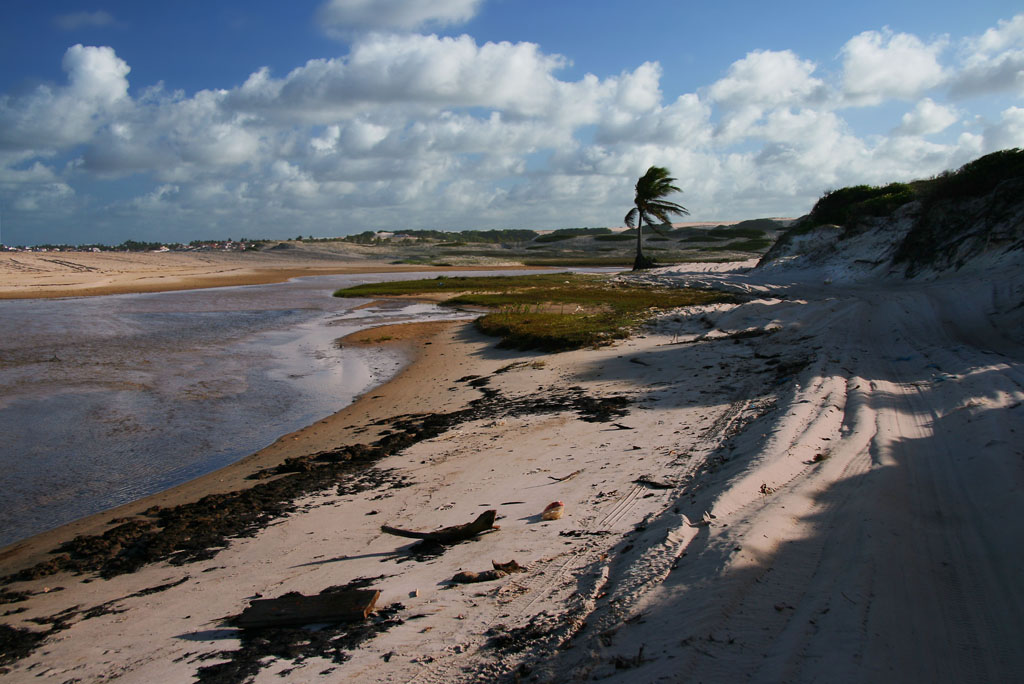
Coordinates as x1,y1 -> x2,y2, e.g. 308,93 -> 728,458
0,272 -> 485,547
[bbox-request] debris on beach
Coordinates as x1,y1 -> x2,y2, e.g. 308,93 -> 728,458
452,569 -> 507,584
548,469 -> 582,482
686,511 -> 716,527
199,596 -> 404,684
541,501 -> 565,520
380,509 -> 499,545
233,589 -> 381,629
451,559 -> 527,584
492,559 -> 528,574
634,476 -> 675,489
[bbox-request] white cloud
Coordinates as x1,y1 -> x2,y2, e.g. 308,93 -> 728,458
894,98 -> 959,136
268,160 -> 320,199
840,29 -> 948,105
130,184 -> 179,210
951,14 -> 1024,99
709,50 -> 826,108
63,44 -> 130,105
317,0 -> 481,36
80,86 -> 262,180
3,14 -> 1023,245
596,93 -> 712,147
0,44 -> 130,150
54,11 -> 115,31
613,61 -> 663,113
981,106 -> 1024,152
969,13 -> 1024,55
0,153 -> 76,213
708,50 -> 829,144
950,52 -> 1024,98
228,34 -> 572,121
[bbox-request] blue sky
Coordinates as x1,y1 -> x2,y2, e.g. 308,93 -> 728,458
1,1 -> 1022,245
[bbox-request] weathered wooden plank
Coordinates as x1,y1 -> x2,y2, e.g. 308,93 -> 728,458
234,589 -> 380,628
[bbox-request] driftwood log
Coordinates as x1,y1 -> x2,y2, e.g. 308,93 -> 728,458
381,510 -> 498,545
234,589 -> 380,628
452,559 -> 528,584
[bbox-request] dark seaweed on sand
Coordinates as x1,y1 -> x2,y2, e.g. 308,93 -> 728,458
0,624 -> 48,669
2,383 -> 628,585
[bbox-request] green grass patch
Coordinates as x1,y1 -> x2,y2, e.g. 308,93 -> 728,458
725,237 -> 773,252
533,233 -> 579,243
334,273 -> 582,298
476,311 -> 638,351
520,257 -> 635,267
726,218 -> 783,232
593,233 -> 636,242
681,234 -> 727,242
537,227 -> 612,240
708,226 -> 767,239
335,273 -> 732,351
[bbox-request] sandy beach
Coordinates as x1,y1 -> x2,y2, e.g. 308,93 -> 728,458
0,249 -> 478,300
2,253 -> 1023,682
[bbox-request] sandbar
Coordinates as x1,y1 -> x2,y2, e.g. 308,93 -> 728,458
0,250 -> 478,300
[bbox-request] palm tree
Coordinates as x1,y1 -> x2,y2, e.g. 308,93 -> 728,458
625,166 -> 689,270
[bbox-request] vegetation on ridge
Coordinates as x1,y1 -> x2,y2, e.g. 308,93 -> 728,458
804,183 -> 918,228
764,148 -> 1024,274
797,148 -> 1024,233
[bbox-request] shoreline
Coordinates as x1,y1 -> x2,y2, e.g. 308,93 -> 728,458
0,317 -> 469,575
0,255 -> 550,557
0,250 -> 558,564
0,251 -> 553,300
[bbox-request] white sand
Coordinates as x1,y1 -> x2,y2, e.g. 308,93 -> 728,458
2,255 -> 1023,682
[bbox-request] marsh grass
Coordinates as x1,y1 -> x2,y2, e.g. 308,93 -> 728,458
519,255 -> 713,266
335,273 -> 732,351
335,273 -> 584,298
725,237 -> 773,252
521,257 -> 636,266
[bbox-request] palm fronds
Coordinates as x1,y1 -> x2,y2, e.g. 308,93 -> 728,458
627,166 -> 689,270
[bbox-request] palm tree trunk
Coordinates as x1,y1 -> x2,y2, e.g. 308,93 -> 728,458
632,212 -> 653,270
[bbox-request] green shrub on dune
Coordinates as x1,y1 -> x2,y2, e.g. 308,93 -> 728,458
806,183 -> 916,228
